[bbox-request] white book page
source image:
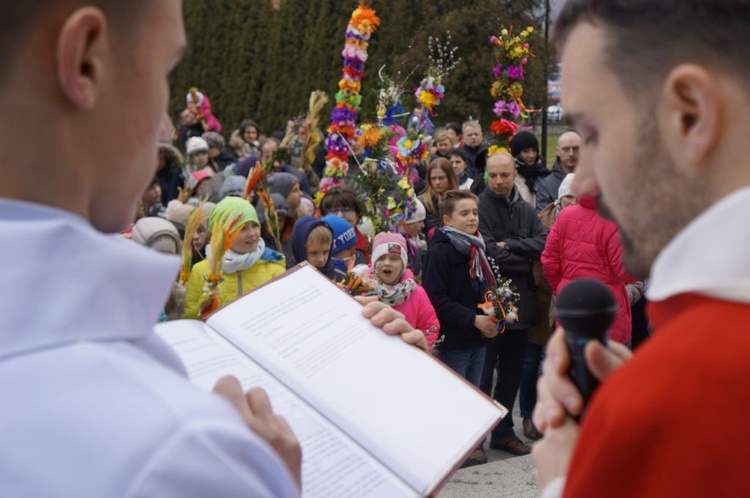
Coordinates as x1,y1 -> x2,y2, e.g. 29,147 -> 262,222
207,265 -> 507,496
155,320 -> 418,498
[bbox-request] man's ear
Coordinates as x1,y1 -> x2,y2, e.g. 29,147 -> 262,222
57,8 -> 109,110
661,64 -> 720,165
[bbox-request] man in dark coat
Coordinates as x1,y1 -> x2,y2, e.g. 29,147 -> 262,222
535,131 -> 581,213
478,152 -> 547,456
460,120 -> 490,178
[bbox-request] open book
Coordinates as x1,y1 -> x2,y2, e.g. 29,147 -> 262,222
155,264 -> 506,497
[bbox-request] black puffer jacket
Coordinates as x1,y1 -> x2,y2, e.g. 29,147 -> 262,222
478,186 -> 547,329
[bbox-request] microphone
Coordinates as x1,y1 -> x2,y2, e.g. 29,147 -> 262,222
554,278 -> 618,414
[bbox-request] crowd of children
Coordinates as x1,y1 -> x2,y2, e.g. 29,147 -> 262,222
130,108 -> 641,469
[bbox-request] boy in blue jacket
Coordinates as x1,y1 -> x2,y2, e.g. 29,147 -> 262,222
290,217 -> 347,282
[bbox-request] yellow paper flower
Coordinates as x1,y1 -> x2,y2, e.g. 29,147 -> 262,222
397,176 -> 411,190
488,145 -> 510,156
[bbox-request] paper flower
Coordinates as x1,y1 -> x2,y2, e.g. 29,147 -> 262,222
320,3 -> 380,198
488,25 -> 535,150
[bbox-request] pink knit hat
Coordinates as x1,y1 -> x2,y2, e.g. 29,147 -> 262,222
371,232 -> 408,269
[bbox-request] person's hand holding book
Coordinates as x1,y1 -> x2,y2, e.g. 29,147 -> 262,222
357,296 -> 429,352
213,376 -> 302,490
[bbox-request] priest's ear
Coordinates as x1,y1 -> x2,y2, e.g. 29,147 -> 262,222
57,7 -> 110,110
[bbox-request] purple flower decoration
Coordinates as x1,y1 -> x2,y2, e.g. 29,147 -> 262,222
331,107 -> 357,122
493,100 -> 507,117
506,102 -> 521,118
507,65 -> 525,81
493,65 -> 503,79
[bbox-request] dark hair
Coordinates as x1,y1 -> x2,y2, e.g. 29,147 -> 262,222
0,1 -> 148,85
239,119 -> 261,137
447,148 -> 470,166
320,185 -> 363,217
439,190 -> 478,219
446,122 -> 463,137
554,0 -> 750,103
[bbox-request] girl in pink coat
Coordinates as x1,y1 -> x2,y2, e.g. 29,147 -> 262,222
542,195 -> 638,344
357,232 -> 440,348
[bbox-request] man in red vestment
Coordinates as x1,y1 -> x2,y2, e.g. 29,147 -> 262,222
532,1 -> 750,496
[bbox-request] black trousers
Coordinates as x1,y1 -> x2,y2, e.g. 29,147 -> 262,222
480,327 -> 528,438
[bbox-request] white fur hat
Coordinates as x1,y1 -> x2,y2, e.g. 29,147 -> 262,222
186,137 -> 209,156
558,173 -> 576,199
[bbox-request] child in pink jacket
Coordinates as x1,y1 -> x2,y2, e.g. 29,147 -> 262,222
356,232 -> 440,348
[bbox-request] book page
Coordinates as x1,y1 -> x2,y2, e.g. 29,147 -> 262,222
207,265 -> 507,496
155,320 -> 418,498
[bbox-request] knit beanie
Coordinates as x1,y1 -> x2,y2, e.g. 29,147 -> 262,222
558,173 -> 575,199
132,217 -> 181,254
509,131 -> 540,158
406,199 -> 426,223
267,172 -> 299,199
166,200 -> 215,225
217,175 -> 246,201
189,170 -> 213,189
299,197 -> 315,217
186,137 -> 209,156
321,215 -> 358,254
202,131 -> 225,150
234,157 -> 257,178
371,232 -> 408,269
209,196 -> 259,235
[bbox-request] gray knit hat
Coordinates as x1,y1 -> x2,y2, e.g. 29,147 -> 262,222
132,217 -> 181,254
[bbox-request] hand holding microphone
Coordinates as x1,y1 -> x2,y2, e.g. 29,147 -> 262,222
533,279 -> 633,432
554,278 -> 618,414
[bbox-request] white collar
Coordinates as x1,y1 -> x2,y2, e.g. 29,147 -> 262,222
647,187 -> 750,303
0,199 -> 180,359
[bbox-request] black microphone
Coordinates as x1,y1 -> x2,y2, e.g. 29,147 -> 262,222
554,278 -> 618,415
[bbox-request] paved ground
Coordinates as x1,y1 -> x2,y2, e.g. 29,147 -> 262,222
439,402 -> 540,497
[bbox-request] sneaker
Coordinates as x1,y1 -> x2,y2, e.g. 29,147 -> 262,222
489,435 -> 531,456
523,418 -> 542,441
460,448 -> 488,468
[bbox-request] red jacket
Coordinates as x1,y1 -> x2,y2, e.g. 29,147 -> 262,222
541,197 -> 636,344
564,295 -> 750,496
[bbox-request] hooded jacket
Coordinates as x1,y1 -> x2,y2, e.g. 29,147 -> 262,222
479,186 -> 547,329
541,196 -> 637,344
183,251 -> 286,320
460,142 -> 490,175
535,160 -> 567,213
290,217 -> 346,282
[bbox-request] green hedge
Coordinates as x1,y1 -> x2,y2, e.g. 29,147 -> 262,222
170,0 -> 548,136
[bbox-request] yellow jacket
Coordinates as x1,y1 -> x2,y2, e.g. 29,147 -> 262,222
183,258 -> 286,319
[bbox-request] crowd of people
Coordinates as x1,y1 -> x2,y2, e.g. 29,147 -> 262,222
130,96 -> 647,468
8,0 -> 745,496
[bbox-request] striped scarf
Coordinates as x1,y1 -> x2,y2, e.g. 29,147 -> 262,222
440,226 -> 497,291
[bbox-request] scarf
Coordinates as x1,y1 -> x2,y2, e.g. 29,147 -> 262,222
440,226 -> 498,291
206,238 -> 266,274
515,158 -> 549,194
457,168 -> 472,186
367,272 -> 418,307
